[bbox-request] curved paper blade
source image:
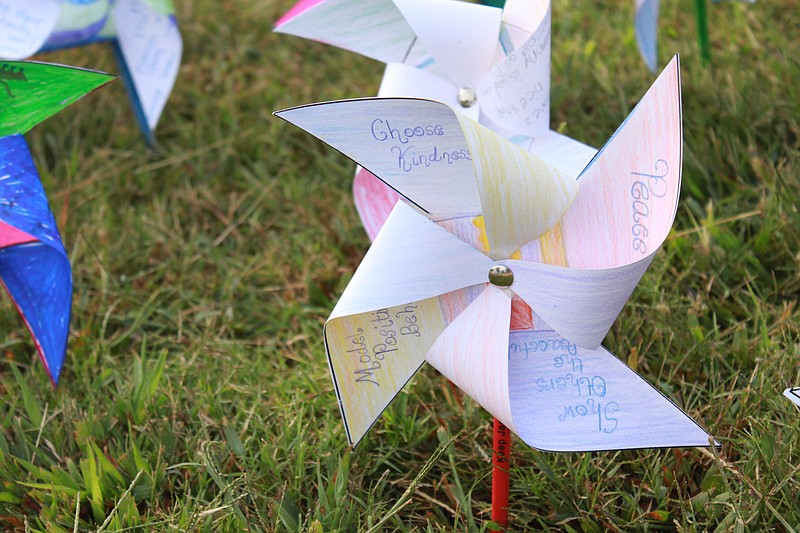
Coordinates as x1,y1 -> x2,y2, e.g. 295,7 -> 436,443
352,167 -> 401,242
393,0 -> 501,88
379,62 -> 480,122
503,256 -> 653,349
426,284 -> 517,432
330,201 -> 492,320
0,0 -> 62,59
507,330 -> 714,451
326,202 -> 491,444
0,242 -> 71,383
0,134 -> 70,383
275,98 -> 482,215
113,0 -> 182,139
493,58 -> 682,350
526,130 -> 597,181
558,55 -> 682,270
634,0 -> 660,72
0,60 -> 115,136
275,0 -> 427,65
0,135 -> 64,252
326,293 -> 445,446
502,0 -> 549,34
478,2 -> 551,136
455,114 -> 578,259
44,1 -> 113,47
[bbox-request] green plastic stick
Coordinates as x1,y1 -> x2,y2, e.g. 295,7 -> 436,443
694,0 -> 711,65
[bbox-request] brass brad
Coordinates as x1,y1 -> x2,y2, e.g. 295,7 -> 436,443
457,86 -> 477,108
488,265 -> 514,287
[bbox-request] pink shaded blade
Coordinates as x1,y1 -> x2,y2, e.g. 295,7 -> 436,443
353,167 -> 401,241
0,220 -> 37,248
426,284 -> 517,433
276,0 -> 326,27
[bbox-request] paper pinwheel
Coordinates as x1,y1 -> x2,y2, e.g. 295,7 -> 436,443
0,60 -> 114,383
276,56 -> 716,450
0,0 -> 182,144
785,387 -> 800,408
276,0 -> 597,240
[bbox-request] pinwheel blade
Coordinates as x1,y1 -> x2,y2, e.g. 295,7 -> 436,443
274,0 -> 427,65
456,115 -> 578,259
0,134 -> 70,383
0,60 -> 115,136
112,0 -> 182,141
507,329 -> 714,451
564,55 -> 681,270
478,1 -> 552,136
525,131 -> 597,181
275,98 -> 482,215
42,2 -> 111,49
506,56 -> 682,347
426,284 -> 517,432
325,201 -> 492,445
503,257 -> 653,349
0,242 -> 71,383
0,0 -> 62,59
329,201 -> 492,322
502,0 -> 549,35
561,56 -> 683,268
393,0 -> 501,87
352,167 -> 402,242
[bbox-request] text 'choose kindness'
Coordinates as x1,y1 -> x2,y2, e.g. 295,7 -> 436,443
369,118 -> 471,173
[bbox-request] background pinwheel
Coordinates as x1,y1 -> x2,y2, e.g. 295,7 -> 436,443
276,0 -> 598,239
0,60 -> 114,383
0,0 -> 181,144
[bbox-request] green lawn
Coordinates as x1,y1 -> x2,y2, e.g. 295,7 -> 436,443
1,0 -> 798,530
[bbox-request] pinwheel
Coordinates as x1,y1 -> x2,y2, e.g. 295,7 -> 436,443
786,387 -> 800,408
0,0 -> 182,144
0,60 -> 114,383
276,56 -> 715,455
276,0 -> 597,240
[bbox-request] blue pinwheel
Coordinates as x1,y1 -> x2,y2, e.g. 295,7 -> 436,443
0,60 -> 114,383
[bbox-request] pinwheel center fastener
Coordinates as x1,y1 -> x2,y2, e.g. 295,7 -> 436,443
488,265 -> 513,287
457,86 -> 477,108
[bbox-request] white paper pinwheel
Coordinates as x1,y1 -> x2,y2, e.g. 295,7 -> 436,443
785,387 -> 800,408
0,0 -> 182,143
276,56 -> 716,451
276,0 -> 597,239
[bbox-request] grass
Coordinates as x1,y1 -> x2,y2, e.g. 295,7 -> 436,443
0,0 -> 798,530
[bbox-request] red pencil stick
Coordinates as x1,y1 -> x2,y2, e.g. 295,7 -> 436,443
492,417 -> 511,529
